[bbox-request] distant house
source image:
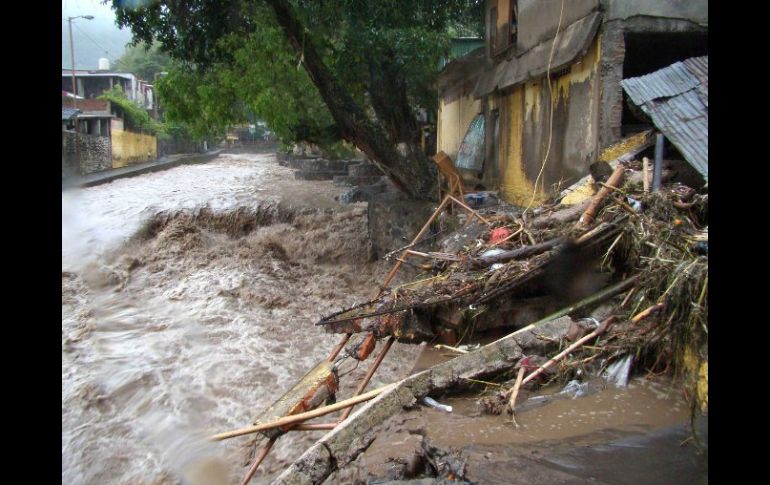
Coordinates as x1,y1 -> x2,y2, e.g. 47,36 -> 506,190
62,97 -> 114,137
61,69 -> 155,111
61,94 -> 158,175
61,98 -> 113,177
437,0 -> 708,205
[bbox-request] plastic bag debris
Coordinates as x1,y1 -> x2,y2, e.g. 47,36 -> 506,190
558,379 -> 591,399
604,355 -> 634,388
480,248 -> 506,258
626,196 -> 643,212
423,396 -> 453,413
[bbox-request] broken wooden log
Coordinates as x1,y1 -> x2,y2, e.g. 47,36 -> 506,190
271,313 -> 576,484
471,237 -> 565,268
579,164 -> 626,227
405,249 -> 463,262
642,157 -> 651,193
531,199 -> 591,229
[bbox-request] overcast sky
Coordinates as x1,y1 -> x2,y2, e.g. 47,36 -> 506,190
62,0 -> 134,70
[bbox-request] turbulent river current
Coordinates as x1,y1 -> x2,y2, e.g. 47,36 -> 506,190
61,152 -> 420,484
62,151 -> 705,484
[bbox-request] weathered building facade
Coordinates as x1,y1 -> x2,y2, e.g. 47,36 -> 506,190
437,0 -> 707,205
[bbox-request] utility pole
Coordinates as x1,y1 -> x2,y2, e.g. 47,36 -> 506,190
67,15 -> 93,174
67,15 -> 93,105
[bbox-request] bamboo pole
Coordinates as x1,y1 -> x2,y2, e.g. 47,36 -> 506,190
376,194 -> 452,297
508,367 -> 526,427
631,302 -> 665,324
447,195 -> 492,226
327,333 -> 352,362
240,437 -> 276,485
338,336 -> 395,422
491,277 -> 636,346
517,317 -> 616,388
210,383 -> 394,441
579,164 -> 626,227
291,423 -> 338,431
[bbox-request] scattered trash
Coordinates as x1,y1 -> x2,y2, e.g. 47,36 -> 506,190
558,380 -> 591,399
489,263 -> 504,271
604,355 -> 634,388
465,193 -> 485,207
457,344 -> 480,352
626,196 -> 643,212
423,396 -> 453,413
480,248 -> 506,258
490,226 -> 512,244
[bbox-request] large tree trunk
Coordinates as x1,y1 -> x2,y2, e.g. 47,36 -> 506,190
265,0 -> 436,200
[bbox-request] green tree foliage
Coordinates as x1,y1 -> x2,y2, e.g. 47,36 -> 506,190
154,67 -> 244,140
114,40 -> 172,81
112,0 -> 483,198
98,85 -> 165,135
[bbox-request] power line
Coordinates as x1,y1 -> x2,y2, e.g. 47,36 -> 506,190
72,22 -> 121,64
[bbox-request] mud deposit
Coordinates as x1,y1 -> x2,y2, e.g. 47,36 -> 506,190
335,369 -> 705,484
61,153 -> 421,484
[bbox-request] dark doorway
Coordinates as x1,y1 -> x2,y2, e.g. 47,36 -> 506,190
621,32 -> 708,136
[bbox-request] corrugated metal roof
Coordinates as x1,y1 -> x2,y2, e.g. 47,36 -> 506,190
621,56 -> 708,181
62,108 -> 80,120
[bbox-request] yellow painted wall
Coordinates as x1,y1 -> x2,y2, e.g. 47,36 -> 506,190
437,94 -> 481,161
498,34 -> 602,206
111,127 -> 158,168
499,85 -> 544,205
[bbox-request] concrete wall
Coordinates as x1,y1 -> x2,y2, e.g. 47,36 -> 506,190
111,121 -> 157,168
494,35 -> 602,205
157,136 -> 203,157
603,0 -> 708,26
437,94 -> 482,162
62,131 -> 112,176
517,0 -> 599,52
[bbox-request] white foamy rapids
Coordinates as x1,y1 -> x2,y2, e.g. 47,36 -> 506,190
62,154 -> 276,272
62,153 -> 422,483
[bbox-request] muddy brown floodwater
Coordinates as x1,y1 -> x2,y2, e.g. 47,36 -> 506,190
61,152 -> 422,484
62,151 -> 705,485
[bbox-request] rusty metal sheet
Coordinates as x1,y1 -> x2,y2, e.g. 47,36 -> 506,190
621,57 -> 708,180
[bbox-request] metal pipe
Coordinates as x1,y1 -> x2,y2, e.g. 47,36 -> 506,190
653,133 -> 664,192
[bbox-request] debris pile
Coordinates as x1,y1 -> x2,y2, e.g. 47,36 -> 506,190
209,150 -> 707,483
319,166 -> 707,414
